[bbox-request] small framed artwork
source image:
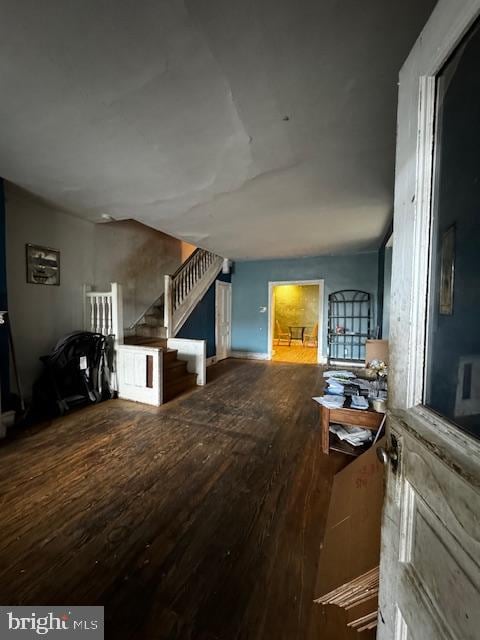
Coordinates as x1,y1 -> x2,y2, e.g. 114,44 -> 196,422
26,243 -> 61,286
439,225 -> 455,315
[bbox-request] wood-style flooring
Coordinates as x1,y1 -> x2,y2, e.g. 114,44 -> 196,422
0,359 -> 350,640
272,344 -> 318,364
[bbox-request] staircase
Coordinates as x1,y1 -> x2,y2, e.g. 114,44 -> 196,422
133,297 -> 166,339
84,249 -> 223,404
130,248 -> 223,340
123,336 -> 197,401
122,247 -> 223,402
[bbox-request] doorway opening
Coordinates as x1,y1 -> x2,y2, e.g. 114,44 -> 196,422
268,280 -> 324,364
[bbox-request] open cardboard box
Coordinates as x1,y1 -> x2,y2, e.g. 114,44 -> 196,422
314,437 -> 386,635
365,340 -> 389,365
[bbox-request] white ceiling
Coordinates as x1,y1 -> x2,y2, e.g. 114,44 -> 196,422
0,0 -> 436,259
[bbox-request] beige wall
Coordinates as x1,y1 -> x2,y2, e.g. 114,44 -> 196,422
274,284 -> 319,336
6,185 -> 95,395
94,219 -> 184,327
6,184 -> 188,396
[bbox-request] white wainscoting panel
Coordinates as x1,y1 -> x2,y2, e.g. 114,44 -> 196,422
117,344 -> 163,406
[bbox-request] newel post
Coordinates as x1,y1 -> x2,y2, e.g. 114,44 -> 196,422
164,275 -> 173,338
111,282 -> 124,344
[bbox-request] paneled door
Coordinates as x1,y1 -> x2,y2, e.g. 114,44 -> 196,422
378,1 -> 480,638
215,281 -> 231,361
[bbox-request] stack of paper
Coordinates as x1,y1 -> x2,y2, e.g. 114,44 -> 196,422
329,424 -> 373,447
353,378 -> 372,392
326,380 -> 344,395
323,370 -> 355,380
350,395 -> 369,410
313,395 -> 345,409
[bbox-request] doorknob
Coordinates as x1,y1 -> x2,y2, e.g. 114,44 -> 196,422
376,435 -> 399,473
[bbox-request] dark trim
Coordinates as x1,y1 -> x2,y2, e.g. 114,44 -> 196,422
377,220 -> 393,339
0,178 -> 9,404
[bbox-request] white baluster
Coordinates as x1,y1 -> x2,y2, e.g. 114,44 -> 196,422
97,296 -> 103,334
102,295 -> 108,335
90,296 -> 95,333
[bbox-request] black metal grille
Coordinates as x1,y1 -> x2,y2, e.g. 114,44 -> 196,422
327,290 -> 371,363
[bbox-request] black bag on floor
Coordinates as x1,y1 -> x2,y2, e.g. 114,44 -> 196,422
32,331 -> 113,418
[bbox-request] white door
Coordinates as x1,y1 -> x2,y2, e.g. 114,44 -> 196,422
215,281 -> 231,361
379,2 -> 480,639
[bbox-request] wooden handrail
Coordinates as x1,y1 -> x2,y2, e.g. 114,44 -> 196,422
164,249 -> 223,337
171,247 -> 202,279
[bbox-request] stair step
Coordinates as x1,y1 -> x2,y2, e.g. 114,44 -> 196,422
165,359 -> 188,380
124,336 -> 168,348
144,313 -> 164,327
163,349 -> 179,364
135,324 -> 167,338
164,372 -> 197,402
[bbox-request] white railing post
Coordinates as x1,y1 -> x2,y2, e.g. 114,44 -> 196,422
164,275 -> 173,338
111,282 -> 124,344
83,283 -> 92,331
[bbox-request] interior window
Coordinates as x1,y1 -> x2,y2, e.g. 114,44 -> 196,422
425,21 -> 480,440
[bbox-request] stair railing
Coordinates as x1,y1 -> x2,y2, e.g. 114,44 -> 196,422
164,248 -> 223,337
83,282 -> 124,344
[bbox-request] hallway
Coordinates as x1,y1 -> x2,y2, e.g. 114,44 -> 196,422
0,360 -> 352,639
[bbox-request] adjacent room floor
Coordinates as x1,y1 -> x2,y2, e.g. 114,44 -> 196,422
0,360 -> 359,639
272,344 -> 318,364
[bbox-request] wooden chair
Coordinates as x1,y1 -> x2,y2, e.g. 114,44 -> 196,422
275,320 -> 291,346
304,322 -> 318,347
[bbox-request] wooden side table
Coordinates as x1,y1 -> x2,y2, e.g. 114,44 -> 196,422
319,401 -> 384,455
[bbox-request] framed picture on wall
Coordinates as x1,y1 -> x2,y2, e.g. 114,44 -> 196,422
26,243 -> 60,286
439,225 -> 455,315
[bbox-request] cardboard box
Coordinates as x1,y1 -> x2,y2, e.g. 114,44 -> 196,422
315,438 -> 386,605
365,339 -> 389,365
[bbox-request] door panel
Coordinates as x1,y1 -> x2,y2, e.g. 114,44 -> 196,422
379,417 -> 480,639
216,282 -> 231,361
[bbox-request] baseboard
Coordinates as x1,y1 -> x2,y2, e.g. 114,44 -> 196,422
206,356 -> 217,367
230,351 -> 270,361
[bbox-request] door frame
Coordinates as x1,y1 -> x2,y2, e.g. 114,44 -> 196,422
391,0 -> 480,413
267,279 -> 325,364
389,0 -> 480,440
215,280 -> 232,361
379,1 -> 480,637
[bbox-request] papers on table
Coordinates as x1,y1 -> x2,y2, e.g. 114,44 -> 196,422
352,378 -> 372,392
313,395 -> 345,409
323,370 -> 355,380
329,424 -> 373,447
350,395 -> 369,410
326,380 -> 344,395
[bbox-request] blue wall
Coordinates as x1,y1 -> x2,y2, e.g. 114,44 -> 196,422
177,273 -> 231,358
231,252 -> 378,356
0,179 -> 9,404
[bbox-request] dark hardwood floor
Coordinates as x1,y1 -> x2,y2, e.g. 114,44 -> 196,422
0,359 -> 349,639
